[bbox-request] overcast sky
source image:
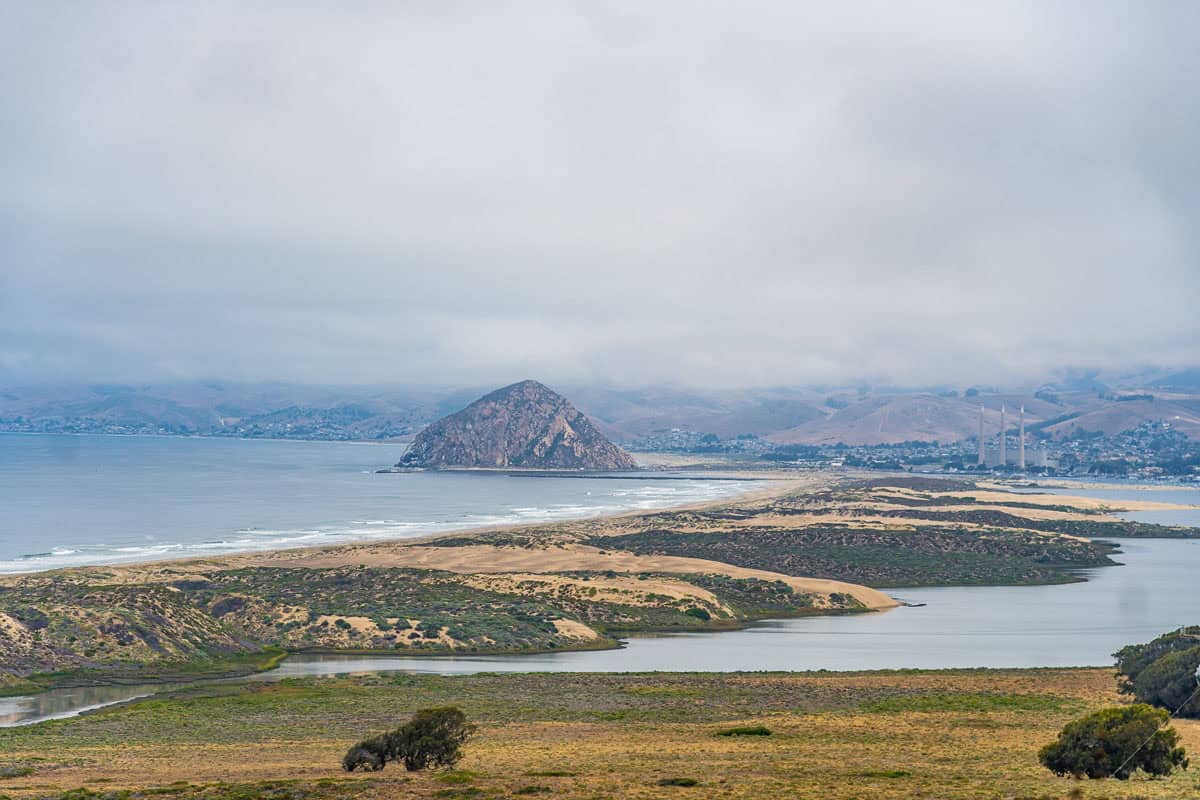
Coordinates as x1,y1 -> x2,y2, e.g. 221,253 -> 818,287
2,2 -> 1197,389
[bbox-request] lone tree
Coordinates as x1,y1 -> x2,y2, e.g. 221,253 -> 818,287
1114,626 -> 1200,718
343,707 -> 475,773
1039,705 -> 1188,780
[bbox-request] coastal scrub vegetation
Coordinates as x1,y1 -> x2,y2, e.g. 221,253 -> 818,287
343,706 -> 474,772
1039,704 -> 1188,779
1115,626 -> 1200,718
590,523 -> 1117,587
0,565 -> 826,683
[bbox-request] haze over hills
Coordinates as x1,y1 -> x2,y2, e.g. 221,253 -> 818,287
567,386 -> 828,440
396,380 -> 637,470
2,372 -> 1199,446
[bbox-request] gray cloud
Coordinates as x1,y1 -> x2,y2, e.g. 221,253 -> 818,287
2,1 -> 1197,388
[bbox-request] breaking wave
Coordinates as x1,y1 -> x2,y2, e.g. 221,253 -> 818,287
0,476 -> 764,574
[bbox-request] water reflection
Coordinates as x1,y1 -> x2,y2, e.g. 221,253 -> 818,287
0,684 -> 164,726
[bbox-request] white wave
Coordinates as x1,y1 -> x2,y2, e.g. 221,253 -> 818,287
0,477 -> 770,574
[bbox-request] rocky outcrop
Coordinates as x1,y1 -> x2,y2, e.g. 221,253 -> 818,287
397,380 -> 637,470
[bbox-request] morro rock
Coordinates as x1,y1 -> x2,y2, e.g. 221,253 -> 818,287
397,380 -> 638,470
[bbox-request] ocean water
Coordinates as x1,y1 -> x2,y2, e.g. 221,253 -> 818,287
0,433 -> 764,573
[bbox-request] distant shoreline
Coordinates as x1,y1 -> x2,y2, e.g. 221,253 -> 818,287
376,467 -> 770,481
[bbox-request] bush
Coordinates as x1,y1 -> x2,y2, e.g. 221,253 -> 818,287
1038,705 -> 1188,780
657,777 -> 699,786
341,739 -> 386,772
1131,648 -> 1200,716
342,707 -> 476,772
1114,627 -> 1200,718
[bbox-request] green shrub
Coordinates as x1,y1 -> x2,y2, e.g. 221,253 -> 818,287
1038,705 -> 1188,779
342,706 -> 475,772
1115,626 -> 1200,686
1114,627 -> 1200,718
657,777 -> 699,786
341,737 -> 387,772
683,607 -> 711,621
715,725 -> 771,737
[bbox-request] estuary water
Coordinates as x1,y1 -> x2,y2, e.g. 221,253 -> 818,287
0,433 -> 763,573
1031,482 -> 1200,529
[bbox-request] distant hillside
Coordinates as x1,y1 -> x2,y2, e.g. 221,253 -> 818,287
4,379 -> 1198,445
768,394 -> 988,445
768,394 -> 1071,446
397,380 -> 637,470
1041,395 -> 1200,440
0,382 -> 482,441
1152,369 -> 1200,390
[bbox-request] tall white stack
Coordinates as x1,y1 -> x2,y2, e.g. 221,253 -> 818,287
999,405 -> 1006,467
1018,406 -> 1026,470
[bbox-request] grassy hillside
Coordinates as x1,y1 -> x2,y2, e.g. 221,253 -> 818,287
1,669 -> 1197,799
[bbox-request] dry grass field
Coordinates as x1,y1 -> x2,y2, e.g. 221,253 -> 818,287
1,668 -> 1197,800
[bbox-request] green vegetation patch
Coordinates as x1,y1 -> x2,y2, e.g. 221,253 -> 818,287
858,691 -> 1076,714
1115,626 -> 1200,717
868,507 -> 1195,539
435,770 -> 477,785
714,724 -> 772,736
857,769 -> 912,778
591,524 -> 1116,588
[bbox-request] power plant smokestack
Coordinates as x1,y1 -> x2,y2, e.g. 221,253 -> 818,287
999,404 -> 1006,467
1018,406 -> 1026,471
978,405 -> 985,466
